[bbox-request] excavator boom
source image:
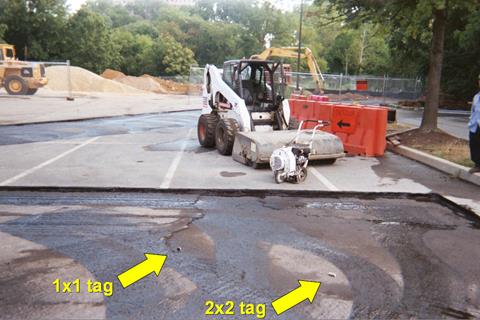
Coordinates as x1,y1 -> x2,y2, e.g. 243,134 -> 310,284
251,47 -> 324,93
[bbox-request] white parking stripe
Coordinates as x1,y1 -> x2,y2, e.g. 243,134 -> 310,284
160,128 -> 193,189
310,167 -> 339,191
0,136 -> 99,186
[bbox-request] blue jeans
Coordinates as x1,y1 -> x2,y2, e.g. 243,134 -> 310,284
470,127 -> 480,167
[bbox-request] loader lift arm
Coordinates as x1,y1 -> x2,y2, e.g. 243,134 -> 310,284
251,47 -> 324,93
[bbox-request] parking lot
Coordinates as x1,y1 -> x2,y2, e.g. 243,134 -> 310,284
0,93 -> 479,320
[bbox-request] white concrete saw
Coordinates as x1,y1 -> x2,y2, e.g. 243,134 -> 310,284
270,120 -> 332,184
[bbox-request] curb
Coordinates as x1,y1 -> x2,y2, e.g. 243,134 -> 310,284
387,144 -> 480,187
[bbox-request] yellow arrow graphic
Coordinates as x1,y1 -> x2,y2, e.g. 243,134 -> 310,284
271,280 -> 321,315
117,253 -> 167,289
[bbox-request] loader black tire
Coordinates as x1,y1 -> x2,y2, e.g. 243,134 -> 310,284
197,114 -> 218,148
26,88 -> 38,95
5,75 -> 28,95
215,118 -> 239,156
294,167 -> 308,183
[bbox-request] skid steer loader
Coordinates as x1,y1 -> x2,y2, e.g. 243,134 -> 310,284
0,44 -> 48,95
197,59 -> 344,167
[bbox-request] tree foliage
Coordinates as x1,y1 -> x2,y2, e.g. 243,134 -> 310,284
318,0 -> 480,129
64,8 -> 120,74
0,0 -> 67,60
0,0 -> 479,111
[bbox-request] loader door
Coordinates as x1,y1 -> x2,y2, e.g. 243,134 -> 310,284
222,62 -> 235,90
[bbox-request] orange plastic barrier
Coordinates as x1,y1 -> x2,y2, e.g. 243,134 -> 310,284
290,94 -> 308,100
356,80 -> 368,91
308,95 -> 329,102
288,99 -> 388,156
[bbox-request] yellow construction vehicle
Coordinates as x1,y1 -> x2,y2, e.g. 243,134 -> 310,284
251,47 -> 324,93
0,44 -> 48,95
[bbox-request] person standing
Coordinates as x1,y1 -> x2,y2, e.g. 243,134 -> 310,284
469,74 -> 480,173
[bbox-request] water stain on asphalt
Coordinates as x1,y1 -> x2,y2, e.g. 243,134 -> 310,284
143,141 -> 209,154
219,171 -> 246,178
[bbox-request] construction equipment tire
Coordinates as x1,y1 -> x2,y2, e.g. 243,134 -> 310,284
198,114 -> 218,148
5,75 -> 28,95
215,118 -> 239,156
294,167 -> 308,183
26,88 -> 38,95
274,171 -> 284,184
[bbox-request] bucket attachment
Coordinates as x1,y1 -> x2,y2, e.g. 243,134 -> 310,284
232,130 -> 344,167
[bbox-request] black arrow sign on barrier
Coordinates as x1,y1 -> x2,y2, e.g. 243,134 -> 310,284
337,120 -> 351,128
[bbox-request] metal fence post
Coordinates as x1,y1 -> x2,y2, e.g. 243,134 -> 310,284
66,60 -> 74,101
339,73 -> 343,97
382,74 -> 387,104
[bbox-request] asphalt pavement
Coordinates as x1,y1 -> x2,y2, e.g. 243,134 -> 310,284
0,190 -> 479,319
396,108 -> 470,139
0,94 -> 479,320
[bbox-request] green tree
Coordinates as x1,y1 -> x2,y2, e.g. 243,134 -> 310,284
320,0 -> 479,130
86,0 -> 139,28
161,35 -> 197,76
112,29 -> 156,75
442,8 -> 480,100
64,8 -> 120,73
326,31 -> 360,75
0,0 -> 67,60
0,23 -> 6,42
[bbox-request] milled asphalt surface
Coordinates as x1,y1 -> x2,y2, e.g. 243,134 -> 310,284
0,94 -> 479,319
0,191 -> 479,320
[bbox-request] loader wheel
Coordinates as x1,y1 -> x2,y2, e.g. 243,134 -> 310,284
274,171 -> 285,184
26,88 -> 38,95
5,75 -> 28,95
197,114 -> 218,148
215,118 -> 239,156
294,167 -> 308,183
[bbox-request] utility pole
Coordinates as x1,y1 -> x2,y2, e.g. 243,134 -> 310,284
296,0 -> 304,91
359,28 -> 367,74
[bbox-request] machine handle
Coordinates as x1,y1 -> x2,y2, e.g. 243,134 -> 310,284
298,120 -> 330,130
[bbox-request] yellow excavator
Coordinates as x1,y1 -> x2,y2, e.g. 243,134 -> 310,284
251,47 -> 324,93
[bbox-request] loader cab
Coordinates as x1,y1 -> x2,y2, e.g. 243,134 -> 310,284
0,44 -> 16,61
223,59 -> 286,112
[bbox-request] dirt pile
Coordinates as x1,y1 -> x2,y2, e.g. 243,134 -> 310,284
46,66 -> 145,94
113,75 -> 168,94
143,75 -> 191,94
99,69 -> 198,95
100,69 -> 126,80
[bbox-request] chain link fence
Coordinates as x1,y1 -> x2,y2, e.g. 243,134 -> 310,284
188,66 -> 423,101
